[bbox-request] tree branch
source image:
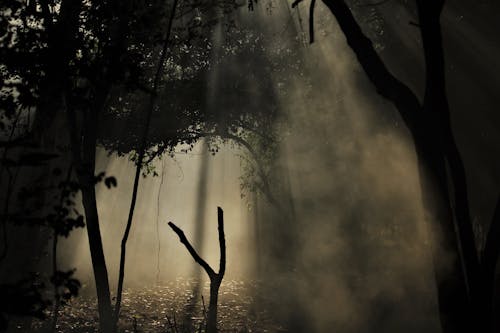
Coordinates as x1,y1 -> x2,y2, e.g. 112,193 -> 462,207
114,0 -> 180,323
168,221 -> 217,278
309,0 -> 316,44
320,0 -> 421,130
217,207 -> 226,277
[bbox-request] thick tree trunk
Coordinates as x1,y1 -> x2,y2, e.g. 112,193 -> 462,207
414,8 -> 472,326
416,0 -> 479,297
79,180 -> 114,333
414,140 -> 470,333
318,1 -> 471,331
79,105 -> 114,333
82,187 -> 113,330
477,199 -> 500,332
67,95 -> 113,333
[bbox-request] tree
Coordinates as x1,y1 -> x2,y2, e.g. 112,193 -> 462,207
299,0 -> 500,331
168,207 -> 226,333
112,0 -> 179,327
2,0 -> 256,329
1,0 -> 172,330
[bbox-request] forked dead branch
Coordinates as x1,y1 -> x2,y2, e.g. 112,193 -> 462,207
168,207 -> 226,333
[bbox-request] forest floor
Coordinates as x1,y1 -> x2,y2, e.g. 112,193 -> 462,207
10,279 -> 285,333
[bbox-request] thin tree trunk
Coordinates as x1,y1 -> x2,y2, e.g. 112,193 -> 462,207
113,0 -> 179,327
51,230 -> 60,333
155,159 -> 166,285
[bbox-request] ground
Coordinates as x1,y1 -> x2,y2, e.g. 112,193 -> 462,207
9,279 -> 283,333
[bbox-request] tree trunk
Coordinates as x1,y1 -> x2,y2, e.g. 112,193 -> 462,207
113,0 -> 179,328
51,230 -> 60,333
67,96 -> 113,333
318,1 -> 471,331
168,207 -> 226,333
79,181 -> 114,333
207,277 -> 222,333
414,140 -> 470,333
476,199 -> 500,332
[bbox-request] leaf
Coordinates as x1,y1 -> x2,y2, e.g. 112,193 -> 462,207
94,172 -> 106,184
104,176 -> 117,189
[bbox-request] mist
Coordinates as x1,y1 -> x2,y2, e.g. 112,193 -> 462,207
2,0 -> 499,332
52,3 -> 440,332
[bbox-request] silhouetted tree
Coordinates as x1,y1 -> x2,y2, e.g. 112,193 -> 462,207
1,0 -> 172,330
168,207 -> 226,333
113,0 -> 179,328
298,0 -> 500,331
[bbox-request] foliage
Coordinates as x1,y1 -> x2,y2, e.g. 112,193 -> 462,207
0,274 -> 49,331
1,0 -> 304,329
50,270 -> 81,307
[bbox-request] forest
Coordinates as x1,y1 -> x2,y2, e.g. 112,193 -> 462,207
1,0 -> 499,332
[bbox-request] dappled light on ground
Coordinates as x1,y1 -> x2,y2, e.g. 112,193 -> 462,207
24,279 -> 281,333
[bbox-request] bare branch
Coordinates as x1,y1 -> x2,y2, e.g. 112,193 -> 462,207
168,221 -> 217,278
309,0 -> 316,43
217,207 -> 226,277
